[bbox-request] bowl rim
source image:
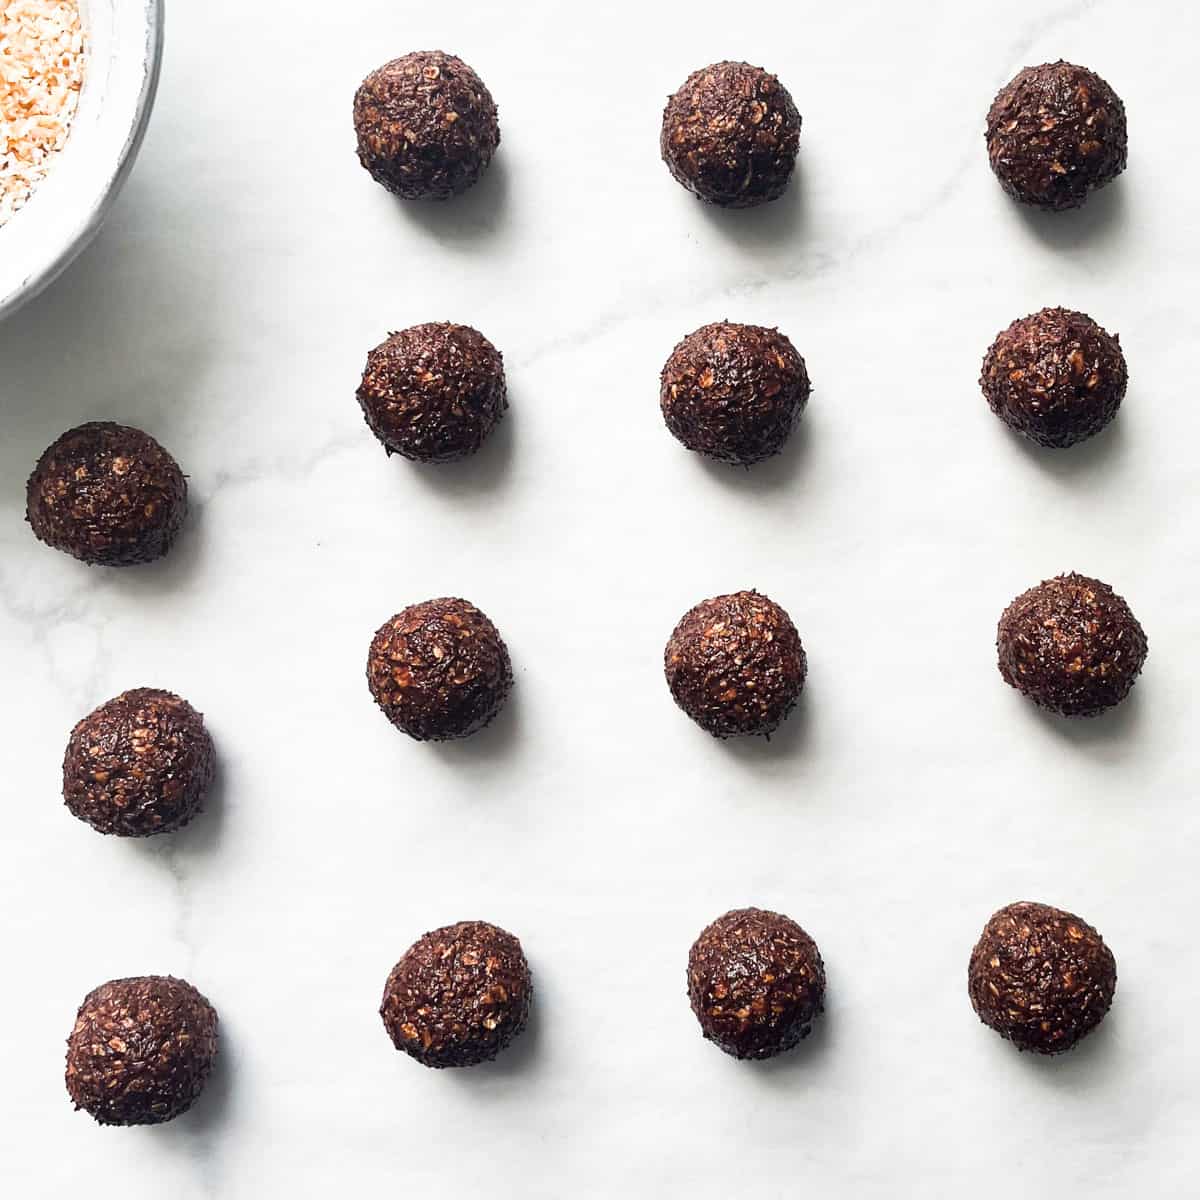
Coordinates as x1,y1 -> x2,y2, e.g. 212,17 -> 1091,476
0,0 -> 165,323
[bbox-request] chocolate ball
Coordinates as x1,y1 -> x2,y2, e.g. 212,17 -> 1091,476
661,61 -> 801,208
62,688 -> 215,837
367,597 -> 513,741
660,322 -> 810,466
997,572 -> 1147,717
981,307 -> 1126,448
357,323 -> 507,462
353,51 -> 499,200
688,907 -> 825,1060
66,976 -> 219,1125
665,590 -> 806,738
381,920 -> 532,1068
26,422 -> 187,566
986,61 -> 1127,211
969,901 -> 1116,1055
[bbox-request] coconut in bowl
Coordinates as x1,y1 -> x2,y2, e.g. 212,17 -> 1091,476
0,0 -> 163,321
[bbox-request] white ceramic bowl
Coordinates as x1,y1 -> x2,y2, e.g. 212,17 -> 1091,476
0,0 -> 163,321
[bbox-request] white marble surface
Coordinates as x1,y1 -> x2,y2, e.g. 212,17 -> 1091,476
2,0 -> 1198,1195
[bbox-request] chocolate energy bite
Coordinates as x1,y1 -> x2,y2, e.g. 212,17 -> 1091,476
66,976 -> 219,1125
986,61 -> 1127,211
62,688 -> 215,836
367,597 -> 513,741
981,307 -> 1126,448
997,572 -> 1147,717
665,590 -> 806,738
354,50 -> 499,200
381,920 -> 532,1068
688,908 -> 825,1060
661,322 -> 810,466
661,61 -> 801,208
357,323 -> 507,462
969,901 -> 1116,1054
26,422 -> 187,566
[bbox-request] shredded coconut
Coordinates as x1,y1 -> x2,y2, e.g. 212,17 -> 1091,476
0,0 -> 84,228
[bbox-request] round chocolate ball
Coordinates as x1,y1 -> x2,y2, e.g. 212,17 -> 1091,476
665,590 -> 806,738
997,572 -> 1147,717
66,975 -> 219,1125
986,61 -> 1127,211
968,901 -> 1116,1055
353,50 -> 499,200
62,688 -> 215,837
660,322 -> 810,466
26,422 -> 188,566
381,920 -> 532,1068
367,597 -> 513,741
357,323 -> 507,462
661,61 -> 801,208
688,907 -> 825,1060
981,307 -> 1126,448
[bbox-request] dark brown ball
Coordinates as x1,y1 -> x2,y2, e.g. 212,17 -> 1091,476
986,61 -> 1127,211
981,307 -> 1126,448
665,590 -> 806,738
660,322 -> 810,466
353,51 -> 499,200
62,688 -> 215,837
65,976 -> 219,1125
968,901 -> 1116,1055
688,907 -> 825,1060
381,920 -> 532,1068
26,422 -> 188,566
367,597 -> 513,741
357,323 -> 507,462
661,62 -> 801,208
997,572 -> 1147,717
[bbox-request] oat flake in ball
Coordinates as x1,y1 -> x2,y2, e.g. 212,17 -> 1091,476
62,688 -> 215,837
969,901 -> 1116,1055
357,322 -> 507,462
997,572 -> 1147,717
66,975 -> 219,1125
661,321 -> 809,466
367,597 -> 513,741
354,50 -> 499,200
986,61 -> 1127,211
665,590 -> 806,738
26,422 -> 188,566
688,907 -> 825,1060
381,920 -> 532,1068
661,61 -> 801,208
981,307 -> 1126,448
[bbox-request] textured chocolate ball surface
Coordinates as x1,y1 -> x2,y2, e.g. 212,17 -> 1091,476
357,323 -> 507,462
354,50 -> 499,200
968,901 -> 1116,1055
997,572 -> 1147,717
26,422 -> 188,566
66,976 -> 219,1125
661,322 -> 810,466
62,688 -> 215,837
981,307 -> 1126,448
367,597 -> 513,740
381,920 -> 532,1068
688,907 -> 825,1060
986,61 -> 1126,211
665,590 -> 806,738
661,61 -> 801,208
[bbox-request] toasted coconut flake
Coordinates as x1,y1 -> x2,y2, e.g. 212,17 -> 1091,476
1,0 -> 85,227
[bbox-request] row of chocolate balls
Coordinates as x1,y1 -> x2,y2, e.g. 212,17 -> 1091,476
22,301 -> 1127,572
354,52 -> 1127,214
56,576 -> 1146,838
67,899 -> 1117,1127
